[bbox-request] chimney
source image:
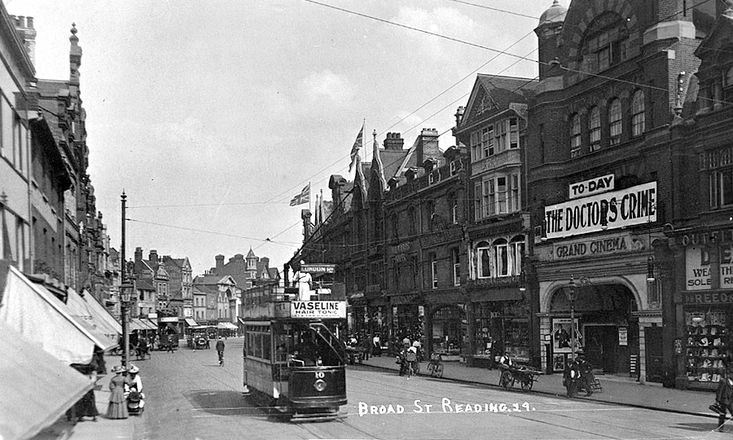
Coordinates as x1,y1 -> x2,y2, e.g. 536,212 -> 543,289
134,247 -> 143,264
416,128 -> 440,166
215,255 -> 224,272
302,209 -> 313,241
11,15 -> 36,66
149,250 -> 158,265
383,132 -> 404,151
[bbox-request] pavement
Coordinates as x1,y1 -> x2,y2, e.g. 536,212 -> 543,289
358,354 -> 721,418
33,362 -> 138,440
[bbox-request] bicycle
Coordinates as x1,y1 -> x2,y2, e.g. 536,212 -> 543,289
218,351 -> 224,366
426,353 -> 444,378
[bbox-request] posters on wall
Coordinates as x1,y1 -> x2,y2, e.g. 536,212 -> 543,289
552,318 -> 581,354
685,245 -> 733,290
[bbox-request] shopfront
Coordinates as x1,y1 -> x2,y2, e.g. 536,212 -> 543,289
469,299 -> 529,367
430,305 -> 465,357
676,232 -> 733,389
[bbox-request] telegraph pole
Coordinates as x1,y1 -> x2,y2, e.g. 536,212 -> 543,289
121,191 -> 130,368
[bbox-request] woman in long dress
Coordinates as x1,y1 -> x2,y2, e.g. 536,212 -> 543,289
106,366 -> 128,419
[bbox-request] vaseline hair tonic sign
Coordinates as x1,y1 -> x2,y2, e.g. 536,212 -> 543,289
544,182 -> 657,239
290,301 -> 346,319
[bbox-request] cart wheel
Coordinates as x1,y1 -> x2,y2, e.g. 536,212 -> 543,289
521,378 -> 533,391
434,364 -> 444,378
500,370 -> 513,389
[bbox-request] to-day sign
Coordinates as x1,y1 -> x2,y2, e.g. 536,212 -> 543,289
300,264 -> 336,274
290,301 -> 346,319
569,174 -> 614,199
544,182 -> 657,239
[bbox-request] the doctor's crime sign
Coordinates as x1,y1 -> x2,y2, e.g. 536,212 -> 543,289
544,182 -> 656,239
290,301 -> 346,318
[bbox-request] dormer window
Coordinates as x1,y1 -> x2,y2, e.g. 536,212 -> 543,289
582,13 -> 628,73
449,161 -> 457,176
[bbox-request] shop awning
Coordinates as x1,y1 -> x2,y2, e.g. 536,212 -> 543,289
0,320 -> 94,440
217,322 -> 238,330
129,318 -> 148,331
184,318 -> 198,326
145,319 -> 159,330
0,265 -> 97,364
65,288 -> 120,349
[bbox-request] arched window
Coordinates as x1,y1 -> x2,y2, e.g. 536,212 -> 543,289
391,213 -> 399,239
589,106 -> 601,148
570,113 -> 581,156
609,98 -> 622,145
631,90 -> 645,137
475,241 -> 491,279
493,238 -> 509,277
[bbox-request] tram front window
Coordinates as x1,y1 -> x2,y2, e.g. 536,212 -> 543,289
284,324 -> 344,368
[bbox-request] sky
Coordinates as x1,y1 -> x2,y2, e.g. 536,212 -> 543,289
7,0 -> 558,276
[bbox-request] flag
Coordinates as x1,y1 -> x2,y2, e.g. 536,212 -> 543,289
372,129 -> 387,189
290,184 -> 311,206
348,123 -> 364,172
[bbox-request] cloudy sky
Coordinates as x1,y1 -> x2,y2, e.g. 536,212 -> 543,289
8,0 -> 557,275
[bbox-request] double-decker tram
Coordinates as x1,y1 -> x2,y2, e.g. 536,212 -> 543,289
241,293 -> 347,421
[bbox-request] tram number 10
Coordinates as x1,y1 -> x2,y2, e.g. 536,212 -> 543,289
315,371 -> 325,379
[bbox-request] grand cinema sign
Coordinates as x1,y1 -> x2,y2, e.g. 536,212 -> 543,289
552,233 -> 643,260
545,182 -> 657,239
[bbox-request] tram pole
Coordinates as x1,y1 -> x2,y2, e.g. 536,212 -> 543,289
121,191 -> 130,369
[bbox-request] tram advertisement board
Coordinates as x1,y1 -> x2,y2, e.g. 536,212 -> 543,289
290,300 -> 346,319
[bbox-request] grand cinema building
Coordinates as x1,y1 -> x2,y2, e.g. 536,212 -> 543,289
526,0 -> 732,386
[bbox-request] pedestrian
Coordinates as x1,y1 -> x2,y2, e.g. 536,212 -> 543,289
166,334 -> 175,353
563,358 -> 581,398
66,362 -> 99,423
372,333 -> 381,357
361,334 -> 371,360
106,366 -> 128,419
216,337 -> 225,366
712,362 -> 733,431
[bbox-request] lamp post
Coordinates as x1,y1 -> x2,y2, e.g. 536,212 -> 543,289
120,191 -> 129,368
566,277 -> 577,361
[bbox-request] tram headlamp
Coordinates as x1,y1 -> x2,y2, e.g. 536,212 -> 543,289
314,379 -> 327,392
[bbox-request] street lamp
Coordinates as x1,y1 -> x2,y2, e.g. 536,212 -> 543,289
566,277 -> 577,360
121,283 -> 131,368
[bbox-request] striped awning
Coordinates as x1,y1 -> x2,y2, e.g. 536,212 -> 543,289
184,318 -> 198,326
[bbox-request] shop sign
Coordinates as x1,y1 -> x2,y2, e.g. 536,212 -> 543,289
552,233 -> 643,260
569,174 -> 614,199
290,300 -> 346,318
683,291 -> 733,305
618,327 -> 628,346
679,228 -> 733,247
300,264 -> 336,274
545,182 -> 657,239
160,317 -> 178,323
685,245 -> 733,290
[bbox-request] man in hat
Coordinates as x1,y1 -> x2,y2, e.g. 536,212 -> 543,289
713,361 -> 733,431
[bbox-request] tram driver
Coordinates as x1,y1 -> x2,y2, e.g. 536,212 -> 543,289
293,333 -> 320,366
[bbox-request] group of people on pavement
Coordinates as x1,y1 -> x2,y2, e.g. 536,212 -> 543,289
562,355 -> 596,398
106,364 -> 145,420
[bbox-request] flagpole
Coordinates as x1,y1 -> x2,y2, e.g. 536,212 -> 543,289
308,181 -> 312,214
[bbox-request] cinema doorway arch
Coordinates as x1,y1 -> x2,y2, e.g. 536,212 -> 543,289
549,282 -> 639,375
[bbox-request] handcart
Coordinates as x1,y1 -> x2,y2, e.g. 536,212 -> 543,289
498,364 -> 541,391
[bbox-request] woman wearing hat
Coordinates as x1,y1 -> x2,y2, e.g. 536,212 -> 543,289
106,366 -> 128,419
125,364 -> 145,410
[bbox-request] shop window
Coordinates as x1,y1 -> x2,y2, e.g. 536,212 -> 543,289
569,113 -> 581,156
685,311 -> 727,384
609,99 -> 622,145
589,106 -> 601,149
631,90 -> 645,137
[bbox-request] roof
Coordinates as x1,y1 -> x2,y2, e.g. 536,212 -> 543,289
135,279 -> 155,291
192,284 -> 220,295
459,74 -> 538,130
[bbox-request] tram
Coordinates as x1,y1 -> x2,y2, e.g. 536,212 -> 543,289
241,292 -> 347,421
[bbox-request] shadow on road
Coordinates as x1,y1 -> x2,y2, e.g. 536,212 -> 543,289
673,422 -> 723,432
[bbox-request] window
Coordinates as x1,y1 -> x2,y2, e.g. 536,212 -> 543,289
391,213 -> 399,240
631,90 -> 645,137
584,16 -> 628,73
509,118 -> 519,149
510,174 -> 520,212
510,236 -> 525,276
494,239 -> 509,277
710,169 -> 733,208
470,130 -> 479,161
486,179 -> 495,216
609,99 -> 622,145
449,161 -> 457,175
476,242 -> 491,278
495,121 -> 507,153
452,248 -> 460,286
496,176 -> 508,214
430,253 -> 438,289
474,182 -> 482,220
408,207 -> 416,235
483,127 -> 493,157
570,113 -> 581,155
425,200 -> 435,231
451,198 -> 458,224
589,106 -> 601,148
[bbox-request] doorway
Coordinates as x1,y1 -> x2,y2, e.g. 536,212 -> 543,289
584,325 -> 618,374
644,325 -> 663,383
